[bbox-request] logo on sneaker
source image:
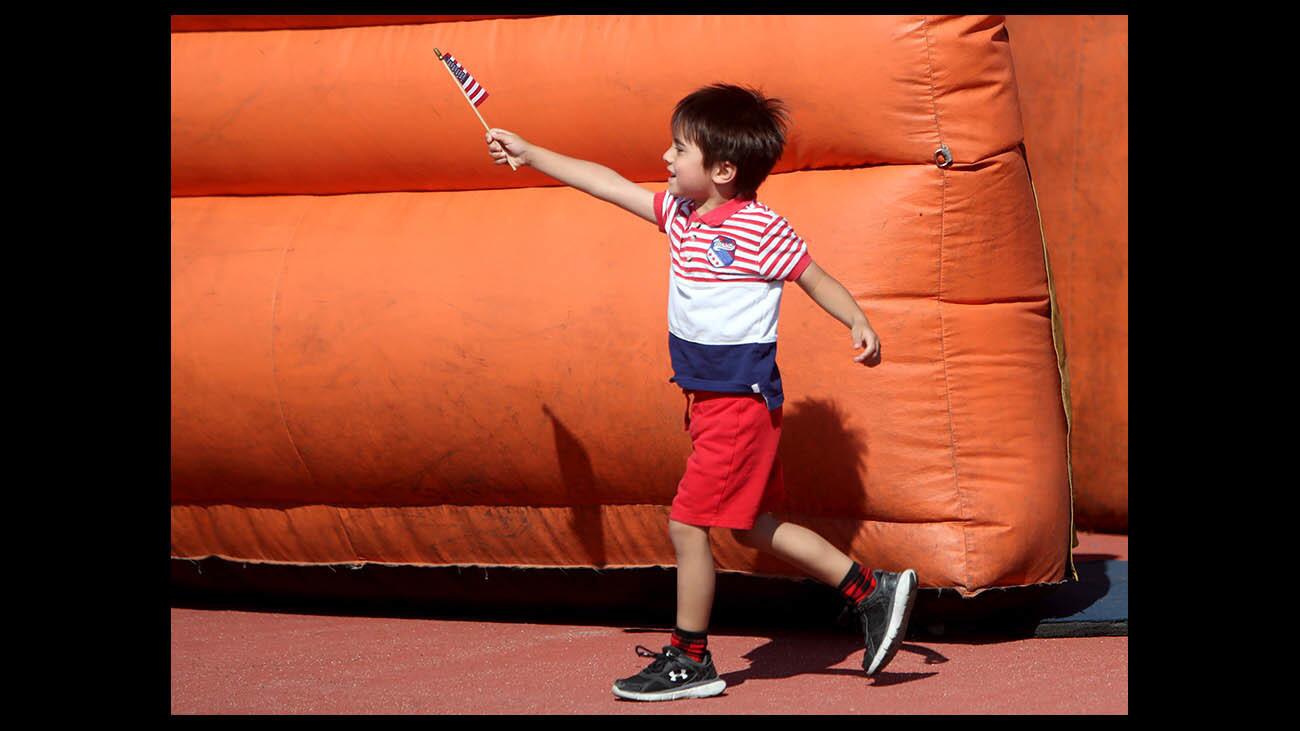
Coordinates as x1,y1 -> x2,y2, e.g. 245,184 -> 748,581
669,669 -> 689,682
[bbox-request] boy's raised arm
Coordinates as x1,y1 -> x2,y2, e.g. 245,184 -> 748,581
487,129 -> 657,225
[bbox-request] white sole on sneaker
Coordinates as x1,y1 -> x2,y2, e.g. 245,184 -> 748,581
611,679 -> 727,702
866,569 -> 918,675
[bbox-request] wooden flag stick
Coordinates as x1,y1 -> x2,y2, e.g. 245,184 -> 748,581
434,47 -> 518,171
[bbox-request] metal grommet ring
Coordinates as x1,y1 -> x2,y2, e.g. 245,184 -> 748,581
934,144 -> 953,168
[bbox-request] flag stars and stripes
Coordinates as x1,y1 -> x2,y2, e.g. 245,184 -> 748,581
442,53 -> 490,107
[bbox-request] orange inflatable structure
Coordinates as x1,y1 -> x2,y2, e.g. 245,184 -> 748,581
1004,16 -> 1127,533
172,15 -> 1076,595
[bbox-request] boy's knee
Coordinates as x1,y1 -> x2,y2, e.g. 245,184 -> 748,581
668,518 -> 708,544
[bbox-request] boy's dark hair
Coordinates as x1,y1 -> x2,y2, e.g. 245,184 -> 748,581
671,83 -> 790,199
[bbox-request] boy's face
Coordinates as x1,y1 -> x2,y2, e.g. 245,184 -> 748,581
663,135 -> 714,201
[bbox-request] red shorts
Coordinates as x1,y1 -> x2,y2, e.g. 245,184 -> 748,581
670,391 -> 785,530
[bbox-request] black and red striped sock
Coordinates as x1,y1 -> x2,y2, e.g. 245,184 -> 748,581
670,627 -> 708,662
838,562 -> 878,606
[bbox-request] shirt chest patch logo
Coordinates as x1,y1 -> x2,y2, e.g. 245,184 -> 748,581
706,236 -> 737,267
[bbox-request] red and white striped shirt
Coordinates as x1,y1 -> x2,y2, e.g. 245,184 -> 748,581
654,192 -> 812,283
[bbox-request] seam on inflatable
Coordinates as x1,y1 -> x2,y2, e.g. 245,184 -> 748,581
920,17 -> 946,147
172,555 -> 1055,588
171,502 -> 977,524
1067,17 -> 1085,545
1029,170 -> 1079,582
921,15 -> 973,593
269,205 -> 322,494
171,16 -> 541,34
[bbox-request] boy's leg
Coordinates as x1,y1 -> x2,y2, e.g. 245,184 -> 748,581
610,519 -> 727,701
733,512 -> 918,676
668,519 -> 715,632
732,512 -> 853,587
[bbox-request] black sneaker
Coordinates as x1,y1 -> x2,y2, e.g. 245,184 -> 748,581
853,568 -> 918,675
611,645 -> 727,702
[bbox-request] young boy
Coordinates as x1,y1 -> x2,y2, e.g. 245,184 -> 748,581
485,83 -> 918,702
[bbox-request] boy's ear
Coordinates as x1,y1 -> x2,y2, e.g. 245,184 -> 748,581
712,160 -> 737,185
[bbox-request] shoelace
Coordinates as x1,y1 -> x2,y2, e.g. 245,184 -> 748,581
633,645 -> 676,673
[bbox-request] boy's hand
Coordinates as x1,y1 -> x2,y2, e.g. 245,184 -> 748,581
483,133 -> 656,224
852,321 -> 881,366
486,128 -> 528,167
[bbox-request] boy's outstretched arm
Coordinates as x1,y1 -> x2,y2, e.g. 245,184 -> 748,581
486,128 -> 657,225
796,260 -> 882,366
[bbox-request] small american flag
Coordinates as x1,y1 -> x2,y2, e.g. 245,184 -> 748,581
440,52 -> 489,107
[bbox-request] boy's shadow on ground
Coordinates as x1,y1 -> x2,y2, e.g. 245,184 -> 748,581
622,627 -> 943,689
722,634 -> 941,688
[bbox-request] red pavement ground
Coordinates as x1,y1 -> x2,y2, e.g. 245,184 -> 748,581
171,532 -> 1127,714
